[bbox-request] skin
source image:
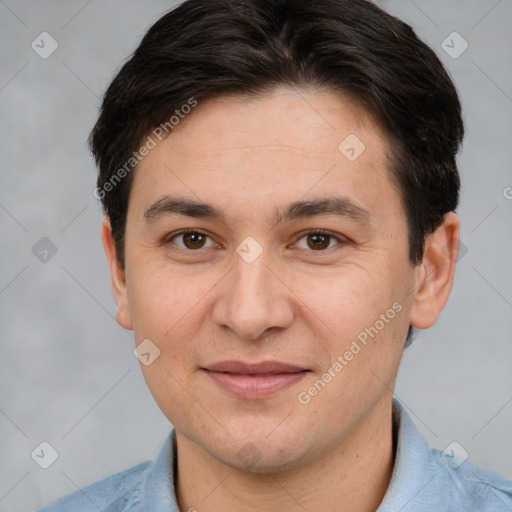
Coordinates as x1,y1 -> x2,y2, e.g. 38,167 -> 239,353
102,87 -> 460,512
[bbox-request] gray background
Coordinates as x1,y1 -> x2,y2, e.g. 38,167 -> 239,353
1,0 -> 511,510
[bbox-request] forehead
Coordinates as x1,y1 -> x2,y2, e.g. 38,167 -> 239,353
129,87 -> 400,227
165,88 -> 384,158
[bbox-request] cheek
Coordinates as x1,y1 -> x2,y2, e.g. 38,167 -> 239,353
293,271 -> 407,426
290,259 -> 411,391
127,261 -> 201,335
128,265 -> 208,424
291,265 -> 391,340
126,262 -> 220,383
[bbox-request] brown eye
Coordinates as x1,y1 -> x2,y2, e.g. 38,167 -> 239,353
169,230 -> 214,250
294,231 -> 343,251
306,233 -> 331,250
182,232 -> 207,249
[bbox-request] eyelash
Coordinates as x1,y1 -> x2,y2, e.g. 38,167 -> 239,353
165,228 -> 346,252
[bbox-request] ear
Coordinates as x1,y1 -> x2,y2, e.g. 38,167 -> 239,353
101,216 -> 133,330
409,212 -> 460,329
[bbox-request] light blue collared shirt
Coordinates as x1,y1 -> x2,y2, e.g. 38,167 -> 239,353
37,400 -> 512,511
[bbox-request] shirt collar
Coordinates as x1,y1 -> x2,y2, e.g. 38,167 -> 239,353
376,399 -> 449,512
138,430 -> 180,511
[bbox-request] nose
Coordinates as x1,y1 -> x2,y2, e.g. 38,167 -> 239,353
211,246 -> 295,341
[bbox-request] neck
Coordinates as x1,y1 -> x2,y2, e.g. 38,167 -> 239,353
175,398 -> 396,512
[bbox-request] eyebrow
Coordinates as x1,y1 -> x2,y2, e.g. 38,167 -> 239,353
143,195 -> 370,226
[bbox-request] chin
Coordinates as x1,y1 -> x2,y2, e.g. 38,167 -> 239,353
210,427 -> 312,474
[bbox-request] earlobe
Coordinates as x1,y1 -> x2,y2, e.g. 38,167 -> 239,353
409,212 -> 460,330
101,217 -> 133,330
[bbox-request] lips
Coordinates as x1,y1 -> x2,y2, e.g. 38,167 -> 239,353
205,360 -> 307,374
201,360 -> 310,399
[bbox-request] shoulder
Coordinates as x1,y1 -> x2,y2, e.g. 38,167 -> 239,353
37,461 -> 152,512
386,400 -> 512,511
431,448 -> 512,510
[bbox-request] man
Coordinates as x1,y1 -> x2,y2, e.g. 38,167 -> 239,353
38,0 -> 512,510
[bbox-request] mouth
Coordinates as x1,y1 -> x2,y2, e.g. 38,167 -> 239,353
200,361 -> 311,399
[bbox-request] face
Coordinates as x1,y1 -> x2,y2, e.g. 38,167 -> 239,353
105,87 -> 433,472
